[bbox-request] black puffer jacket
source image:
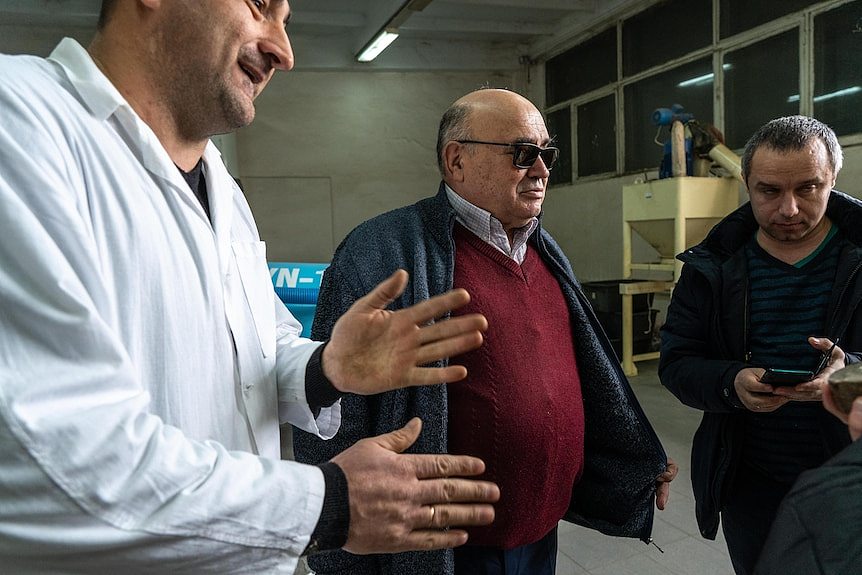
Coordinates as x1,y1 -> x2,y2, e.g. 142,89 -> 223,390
659,190 -> 862,539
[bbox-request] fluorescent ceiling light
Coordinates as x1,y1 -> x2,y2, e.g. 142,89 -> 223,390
677,73 -> 714,88
677,64 -> 732,88
787,86 -> 861,103
356,29 -> 399,62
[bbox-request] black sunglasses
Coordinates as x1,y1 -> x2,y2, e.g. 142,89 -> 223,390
456,139 -> 560,170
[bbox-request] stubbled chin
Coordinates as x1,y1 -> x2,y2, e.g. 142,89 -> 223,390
222,93 -> 256,131
766,225 -> 807,242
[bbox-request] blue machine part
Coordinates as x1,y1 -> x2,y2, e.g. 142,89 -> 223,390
652,104 -> 694,126
269,262 -> 329,337
653,104 -> 694,178
658,138 -> 693,179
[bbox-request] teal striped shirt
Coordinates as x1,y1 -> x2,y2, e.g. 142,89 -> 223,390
743,226 -> 841,484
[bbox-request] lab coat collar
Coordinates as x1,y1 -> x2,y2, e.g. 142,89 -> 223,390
48,38 -> 124,122
48,38 -> 238,278
48,38 -> 234,246
48,39 -> 194,200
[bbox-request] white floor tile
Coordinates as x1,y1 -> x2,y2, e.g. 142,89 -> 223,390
555,550 -> 591,575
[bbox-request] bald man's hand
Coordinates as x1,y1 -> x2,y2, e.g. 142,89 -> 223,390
655,457 -> 679,510
323,270 -> 487,395
332,418 -> 499,554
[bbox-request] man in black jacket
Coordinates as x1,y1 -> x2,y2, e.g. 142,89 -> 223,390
659,115 -> 861,575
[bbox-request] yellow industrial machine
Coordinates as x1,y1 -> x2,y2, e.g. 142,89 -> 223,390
617,113 -> 743,376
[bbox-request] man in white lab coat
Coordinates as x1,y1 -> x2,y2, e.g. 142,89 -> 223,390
0,1 -> 499,573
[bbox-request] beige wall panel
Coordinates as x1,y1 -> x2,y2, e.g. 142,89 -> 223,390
241,176 -> 333,263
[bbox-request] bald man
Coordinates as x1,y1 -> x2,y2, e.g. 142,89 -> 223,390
295,88 -> 678,575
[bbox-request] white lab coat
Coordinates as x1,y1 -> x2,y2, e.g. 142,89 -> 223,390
0,39 -> 341,573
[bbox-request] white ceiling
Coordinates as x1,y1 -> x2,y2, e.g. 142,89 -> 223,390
0,0 -> 648,70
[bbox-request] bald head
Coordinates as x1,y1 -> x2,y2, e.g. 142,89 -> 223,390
436,88 -> 552,238
436,89 -> 544,177
454,88 -> 540,115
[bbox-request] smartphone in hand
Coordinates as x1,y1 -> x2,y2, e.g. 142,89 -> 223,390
760,368 -> 815,385
759,338 -> 839,386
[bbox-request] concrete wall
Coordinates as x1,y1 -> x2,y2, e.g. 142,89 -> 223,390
236,70 -> 521,262
835,148 -> 862,202
0,25 -> 93,57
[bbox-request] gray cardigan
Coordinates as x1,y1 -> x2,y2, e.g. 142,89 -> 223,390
294,184 -> 668,575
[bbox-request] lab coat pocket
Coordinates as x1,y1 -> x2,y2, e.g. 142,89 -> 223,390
232,241 -> 276,358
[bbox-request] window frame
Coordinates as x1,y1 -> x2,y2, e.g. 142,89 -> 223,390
540,0 -> 861,186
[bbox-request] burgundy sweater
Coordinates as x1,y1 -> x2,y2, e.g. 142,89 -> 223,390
448,225 -> 585,549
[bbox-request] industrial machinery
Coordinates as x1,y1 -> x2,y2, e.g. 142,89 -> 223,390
614,106 -> 744,375
653,104 -> 743,182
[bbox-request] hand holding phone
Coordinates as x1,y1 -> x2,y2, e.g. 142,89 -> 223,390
760,368 -> 815,385
813,339 -> 839,375
760,338 -> 840,386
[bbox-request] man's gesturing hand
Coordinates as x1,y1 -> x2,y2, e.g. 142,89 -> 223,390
323,270 -> 488,394
331,418 -> 499,555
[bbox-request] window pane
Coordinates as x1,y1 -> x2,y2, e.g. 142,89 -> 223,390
720,0 -> 818,38
623,58 -> 713,173
545,27 -> 616,106
577,95 -> 617,177
546,107 -> 572,187
814,0 -> 862,136
724,30 -> 799,149
623,0 -> 712,77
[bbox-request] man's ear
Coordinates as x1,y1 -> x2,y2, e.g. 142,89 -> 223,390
443,141 -> 466,183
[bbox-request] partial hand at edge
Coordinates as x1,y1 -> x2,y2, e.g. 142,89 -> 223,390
655,457 -> 679,510
332,418 -> 500,555
823,383 -> 862,442
323,270 -> 488,395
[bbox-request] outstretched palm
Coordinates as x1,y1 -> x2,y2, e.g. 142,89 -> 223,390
323,270 -> 488,394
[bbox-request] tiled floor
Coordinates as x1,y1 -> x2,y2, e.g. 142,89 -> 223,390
556,360 -> 736,575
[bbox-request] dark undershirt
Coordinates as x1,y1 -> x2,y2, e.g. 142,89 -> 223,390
177,159 -> 211,221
